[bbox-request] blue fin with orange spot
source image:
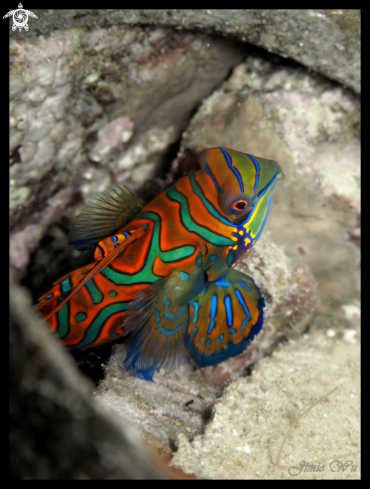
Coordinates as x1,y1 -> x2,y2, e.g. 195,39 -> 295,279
123,272 -> 189,381
185,270 -> 264,367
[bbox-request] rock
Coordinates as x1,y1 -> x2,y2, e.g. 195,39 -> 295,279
9,272 -> 171,479
10,224 -> 44,271
171,332 -> 360,479
177,54 -> 360,324
9,12 -> 360,480
89,117 -> 135,163
237,233 -> 319,344
93,232 -> 320,456
94,351 -> 220,458
10,24 -> 245,245
10,25 -> 245,288
10,10 -> 360,93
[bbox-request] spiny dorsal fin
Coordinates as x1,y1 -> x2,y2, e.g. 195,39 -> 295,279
68,185 -> 142,250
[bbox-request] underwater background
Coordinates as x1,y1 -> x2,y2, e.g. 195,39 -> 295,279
10,9 -> 360,479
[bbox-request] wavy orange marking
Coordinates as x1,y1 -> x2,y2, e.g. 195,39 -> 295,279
176,177 -> 236,238
145,194 -> 197,251
107,220 -> 153,275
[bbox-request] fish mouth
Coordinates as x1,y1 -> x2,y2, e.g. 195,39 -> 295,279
277,162 -> 285,180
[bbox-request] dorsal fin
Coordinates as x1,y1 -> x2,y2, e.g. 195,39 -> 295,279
68,185 -> 143,250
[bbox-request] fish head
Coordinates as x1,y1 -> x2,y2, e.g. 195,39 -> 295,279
198,147 -> 283,260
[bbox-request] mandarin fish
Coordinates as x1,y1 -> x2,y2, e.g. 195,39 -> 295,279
35,147 -> 283,381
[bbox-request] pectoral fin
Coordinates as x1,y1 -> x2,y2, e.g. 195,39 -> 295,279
185,270 -> 264,367
122,271 -> 192,381
206,246 -> 232,282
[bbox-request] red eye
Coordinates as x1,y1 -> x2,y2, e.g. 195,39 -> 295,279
230,200 -> 248,211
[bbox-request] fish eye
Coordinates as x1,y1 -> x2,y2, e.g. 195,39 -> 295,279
230,200 -> 249,211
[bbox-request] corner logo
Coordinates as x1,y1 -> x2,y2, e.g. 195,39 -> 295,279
3,3 -> 38,31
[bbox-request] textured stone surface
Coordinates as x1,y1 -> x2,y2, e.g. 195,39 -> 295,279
93,233 -> 319,458
9,272 -> 171,479
94,352 -> 220,457
8,9 -> 360,93
237,233 -> 319,344
9,13 -> 360,480
10,25 -> 245,278
171,332 -> 360,479
177,55 -> 360,325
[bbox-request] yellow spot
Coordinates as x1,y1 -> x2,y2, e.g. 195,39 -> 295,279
232,263 -> 236,268
231,236 -> 238,242
238,230 -> 244,235
244,238 -> 251,247
232,245 -> 238,250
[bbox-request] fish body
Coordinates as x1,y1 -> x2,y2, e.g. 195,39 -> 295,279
35,147 -> 283,380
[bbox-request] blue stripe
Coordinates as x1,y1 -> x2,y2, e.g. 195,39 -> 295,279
216,334 -> 224,343
190,173 -> 234,227
159,321 -> 187,337
161,290 -> 174,321
207,295 -> 218,335
253,194 -> 273,241
257,172 -> 278,200
202,155 -> 223,193
191,301 -> 199,323
245,153 -> 260,200
220,147 -> 244,192
96,243 -> 105,259
214,279 -> 233,287
242,173 -> 278,226
123,232 -> 130,238
224,295 -> 233,327
239,281 -> 250,291
235,289 -> 251,322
